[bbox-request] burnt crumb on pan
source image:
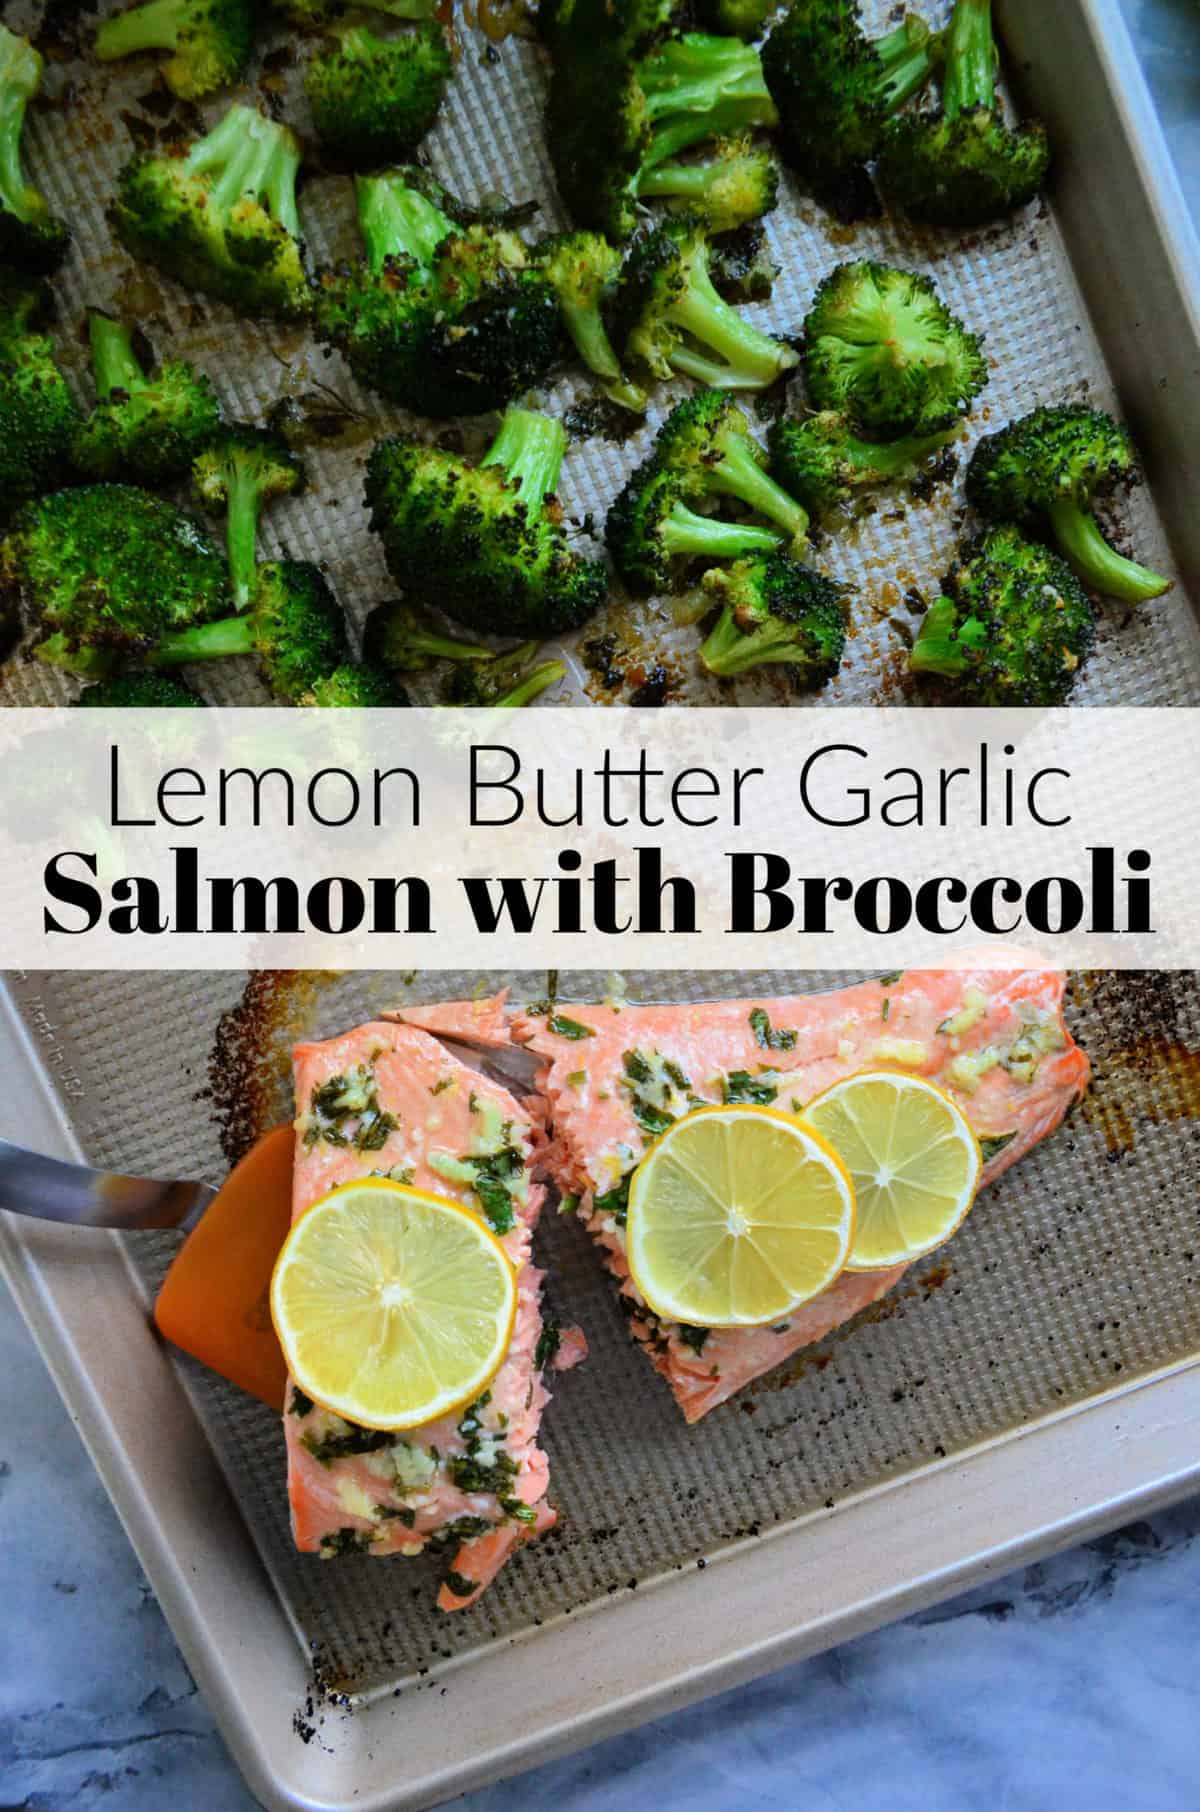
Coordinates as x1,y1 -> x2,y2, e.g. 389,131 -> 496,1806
1071,973 -> 1200,1156
203,971 -> 336,1165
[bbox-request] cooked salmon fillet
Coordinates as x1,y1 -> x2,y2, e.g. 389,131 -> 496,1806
286,1018 -> 582,1610
462,968 -> 1086,1422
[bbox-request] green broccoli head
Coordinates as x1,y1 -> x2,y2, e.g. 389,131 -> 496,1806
761,3 -> 939,216
362,600 -> 492,674
76,671 -> 206,706
698,552 -> 846,682
366,407 -> 609,639
95,0 -> 255,100
5,485 -> 232,667
443,643 -> 566,708
302,662 -> 407,707
0,276 -> 81,524
0,26 -> 71,273
73,311 -> 223,485
804,260 -> 988,439
313,169 -> 560,417
909,523 -> 1094,704
692,0 -> 772,40
192,425 -> 305,610
535,230 -> 647,413
965,404 -> 1169,604
637,136 -> 780,233
614,214 -> 798,391
606,390 -> 808,593
112,104 -> 309,321
877,0 -> 1049,227
149,558 -> 349,701
305,21 -> 452,166
767,410 -> 957,516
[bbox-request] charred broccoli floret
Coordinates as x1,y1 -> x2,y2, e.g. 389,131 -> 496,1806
362,600 -> 491,674
366,406 -> 609,637
545,12 -> 779,241
0,277 -> 80,525
693,0 -> 772,39
637,136 -> 779,232
76,671 -> 205,706
762,4 -> 940,216
909,524 -> 1094,703
95,0 -> 255,99
878,0 -> 1049,228
443,643 -> 566,708
149,558 -> 348,700
0,26 -> 70,273
112,104 -> 309,320
697,552 -> 846,682
607,390 -> 808,593
965,404 -> 1169,604
804,261 -> 987,439
614,215 -> 798,391
73,311 -> 223,485
302,662 -> 406,706
305,21 -> 452,165
535,231 -> 647,413
192,426 -> 304,610
768,410 -> 957,516
4,485 -> 232,670
314,168 -> 559,417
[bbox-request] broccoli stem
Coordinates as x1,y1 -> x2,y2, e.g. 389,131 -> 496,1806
709,430 -> 808,542
0,28 -> 40,224
496,658 -> 566,709
660,503 -> 783,561
482,408 -> 566,516
35,635 -> 121,679
222,469 -> 267,611
666,240 -> 797,388
877,17 -> 942,112
700,607 -> 791,675
96,0 -> 189,60
638,156 -> 728,207
356,172 -> 454,273
908,598 -> 970,676
187,107 -> 302,241
404,622 -> 492,663
557,295 -> 646,413
1046,501 -> 1170,604
149,613 -> 254,666
942,0 -> 997,120
87,311 -> 144,398
638,34 -> 777,172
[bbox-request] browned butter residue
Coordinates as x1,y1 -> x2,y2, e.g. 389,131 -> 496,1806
1080,1040 -> 1200,1156
756,1260 -> 953,1396
205,971 -> 339,1165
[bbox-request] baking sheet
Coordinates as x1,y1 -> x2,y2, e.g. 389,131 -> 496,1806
0,0 -> 1196,708
8,965 -> 1200,1700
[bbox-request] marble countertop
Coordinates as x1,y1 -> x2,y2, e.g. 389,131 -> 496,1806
4,7 -> 1199,1810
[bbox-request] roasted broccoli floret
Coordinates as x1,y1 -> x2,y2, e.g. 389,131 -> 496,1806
768,410 -> 957,516
697,552 -> 846,682
804,261 -> 987,439
614,215 -> 798,391
362,600 -> 492,674
762,3 -> 940,216
192,426 -> 304,610
314,168 -> 559,417
76,671 -> 206,706
443,643 -> 566,708
149,558 -> 348,700
305,21 -> 451,165
366,406 -> 608,638
302,662 -> 406,706
693,0 -> 772,40
545,15 -> 779,241
965,405 -> 1169,604
3,485 -> 232,670
535,231 -> 647,413
607,390 -> 808,593
112,104 -> 308,320
908,523 -> 1094,703
637,136 -> 779,232
95,0 -> 255,99
0,26 -> 70,273
73,311 -> 223,485
0,277 -> 80,525
877,0 -> 1049,228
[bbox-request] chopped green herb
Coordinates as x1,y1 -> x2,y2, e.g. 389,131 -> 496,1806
289,1387 -> 314,1418
880,971 -> 903,986
371,1163 -> 415,1185
558,1192 -> 580,1215
354,1109 -> 398,1152
430,1076 -> 454,1095
791,1099 -> 803,1114
448,1448 -> 519,1494
881,998 -> 891,1022
319,1528 -> 374,1558
594,1174 -> 631,1226
566,1070 -> 587,1088
979,1131 -> 1017,1162
549,1013 -> 595,1040
302,1423 -> 393,1466
426,1514 -> 492,1552
500,1495 -> 537,1525
470,1149 -> 522,1234
304,1062 -> 398,1152
379,1505 -> 417,1528
632,1100 -> 674,1136
623,1050 -> 652,1084
677,1324 -> 710,1354
535,1319 -> 561,1371
723,1070 -> 778,1105
749,1008 -> 798,1051
442,1570 -> 479,1600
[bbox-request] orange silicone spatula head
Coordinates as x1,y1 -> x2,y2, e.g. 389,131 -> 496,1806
154,1125 -> 294,1411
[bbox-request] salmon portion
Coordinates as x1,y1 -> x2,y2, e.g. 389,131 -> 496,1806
286,1018 -> 572,1610
512,969 -> 1090,1422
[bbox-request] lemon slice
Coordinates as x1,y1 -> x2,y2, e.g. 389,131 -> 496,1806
625,1106 -> 855,1328
270,1179 -> 516,1430
802,1072 -> 982,1271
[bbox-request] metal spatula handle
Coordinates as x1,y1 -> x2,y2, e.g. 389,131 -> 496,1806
0,1137 -> 216,1231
